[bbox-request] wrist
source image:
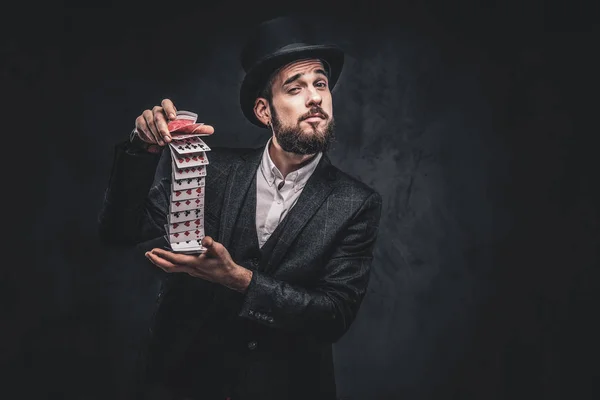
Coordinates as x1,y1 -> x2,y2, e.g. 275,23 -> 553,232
223,264 -> 253,293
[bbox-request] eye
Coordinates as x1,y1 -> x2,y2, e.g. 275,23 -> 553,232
315,81 -> 328,88
288,87 -> 301,94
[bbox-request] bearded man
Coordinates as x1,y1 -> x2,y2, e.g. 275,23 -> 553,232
98,15 -> 382,400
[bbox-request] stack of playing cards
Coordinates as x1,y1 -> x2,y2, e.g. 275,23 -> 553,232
164,110 -> 213,254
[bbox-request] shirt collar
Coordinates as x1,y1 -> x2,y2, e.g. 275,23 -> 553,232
259,137 -> 322,190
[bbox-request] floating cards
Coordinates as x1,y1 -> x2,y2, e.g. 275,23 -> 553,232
169,147 -> 209,169
172,165 -> 206,180
163,110 -> 213,254
166,111 -> 207,135
170,136 -> 211,154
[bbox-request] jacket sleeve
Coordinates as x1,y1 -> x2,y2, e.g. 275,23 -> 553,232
97,140 -> 169,245
237,191 -> 383,343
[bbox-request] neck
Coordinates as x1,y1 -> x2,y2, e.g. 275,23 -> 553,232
269,135 -> 317,178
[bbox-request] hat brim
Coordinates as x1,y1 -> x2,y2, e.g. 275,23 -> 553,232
240,45 -> 344,128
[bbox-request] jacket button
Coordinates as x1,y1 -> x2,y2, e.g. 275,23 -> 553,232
247,341 -> 257,350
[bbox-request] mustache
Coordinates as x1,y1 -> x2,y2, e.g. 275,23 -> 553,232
299,107 -> 329,121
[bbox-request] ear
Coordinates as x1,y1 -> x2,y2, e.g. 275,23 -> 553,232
254,98 -> 271,127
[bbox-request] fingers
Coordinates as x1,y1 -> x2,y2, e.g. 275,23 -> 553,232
161,98 -> 178,120
134,99 -> 219,148
149,248 -> 194,265
151,105 -> 172,144
145,240 -> 233,283
201,236 -> 228,259
134,99 -> 178,146
145,250 -> 176,267
145,250 -> 194,274
140,109 -> 164,146
192,124 -> 215,135
201,236 -> 214,248
134,115 -> 155,144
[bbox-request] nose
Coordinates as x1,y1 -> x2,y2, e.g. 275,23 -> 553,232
306,87 -> 322,107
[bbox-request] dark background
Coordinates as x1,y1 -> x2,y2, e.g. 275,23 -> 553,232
2,0 -> 598,399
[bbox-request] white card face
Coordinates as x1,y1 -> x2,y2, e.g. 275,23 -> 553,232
170,146 -> 209,169
172,163 -> 207,180
169,227 -> 204,243
169,137 -> 211,154
168,208 -> 204,224
172,176 -> 205,191
171,186 -> 204,202
170,197 -> 204,212
175,110 -> 198,122
170,132 -> 212,139
162,236 -> 206,253
170,240 -> 206,253
166,218 -> 204,234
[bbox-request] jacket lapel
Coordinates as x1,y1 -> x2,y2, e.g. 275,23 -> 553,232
218,147 -> 263,248
262,154 -> 338,275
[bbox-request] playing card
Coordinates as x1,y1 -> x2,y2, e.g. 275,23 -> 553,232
170,197 -> 205,213
169,137 -> 211,154
167,120 -> 192,132
175,110 -> 198,121
171,186 -> 204,202
162,236 -> 206,254
172,163 -> 207,180
167,111 -> 204,134
164,109 -> 211,255
170,147 -> 209,169
168,208 -> 204,224
176,249 -> 206,254
169,227 -> 204,243
165,218 -> 204,234
169,120 -> 211,139
169,131 -> 213,139
169,239 -> 207,254
172,176 -> 206,191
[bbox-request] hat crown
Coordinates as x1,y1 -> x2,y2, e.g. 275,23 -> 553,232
240,16 -> 318,72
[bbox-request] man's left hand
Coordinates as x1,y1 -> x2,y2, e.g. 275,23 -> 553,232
145,236 -> 252,293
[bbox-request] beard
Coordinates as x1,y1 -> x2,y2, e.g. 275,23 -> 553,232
271,106 -> 336,155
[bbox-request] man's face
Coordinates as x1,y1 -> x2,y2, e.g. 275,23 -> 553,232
268,59 -> 335,155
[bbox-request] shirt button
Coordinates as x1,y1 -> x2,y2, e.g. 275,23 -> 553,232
247,341 -> 257,350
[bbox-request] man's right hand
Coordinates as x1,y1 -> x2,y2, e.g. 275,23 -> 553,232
134,98 -> 179,147
133,99 -> 215,149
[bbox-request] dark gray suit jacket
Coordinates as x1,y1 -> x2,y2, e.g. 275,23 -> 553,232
98,140 -> 382,400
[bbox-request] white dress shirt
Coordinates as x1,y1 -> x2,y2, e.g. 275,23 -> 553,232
256,138 -> 323,248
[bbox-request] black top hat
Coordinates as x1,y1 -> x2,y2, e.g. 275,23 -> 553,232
239,16 -> 344,128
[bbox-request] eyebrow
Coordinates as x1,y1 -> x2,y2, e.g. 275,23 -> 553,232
282,69 -> 328,87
